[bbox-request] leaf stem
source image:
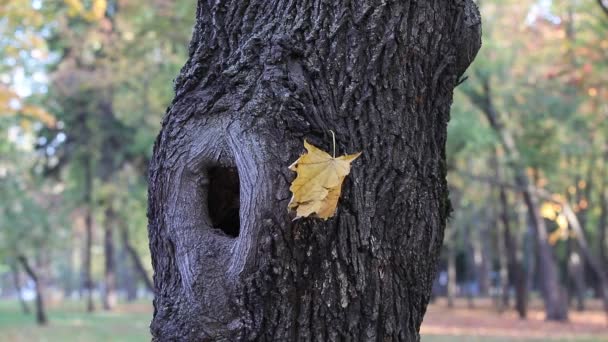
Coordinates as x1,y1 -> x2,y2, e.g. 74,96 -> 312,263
329,130 -> 336,158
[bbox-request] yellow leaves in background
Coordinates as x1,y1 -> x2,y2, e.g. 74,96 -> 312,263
0,0 -> 44,27
288,139 -> 361,220
541,201 -> 575,245
540,202 -> 559,221
0,86 -> 17,110
20,105 -> 56,128
65,0 -> 107,22
0,86 -> 56,129
548,226 -> 574,246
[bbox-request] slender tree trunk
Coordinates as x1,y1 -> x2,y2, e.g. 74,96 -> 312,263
120,225 -> 153,293
496,164 -> 527,318
476,224 -> 491,297
18,255 -> 47,325
83,154 -> 95,313
520,184 -> 568,320
125,260 -> 139,302
560,201 -> 608,319
147,1 -> 481,340
600,192 -> 608,297
598,150 -> 608,277
465,78 -> 568,321
567,246 -> 586,311
496,215 -> 509,311
600,193 -> 608,272
565,201 -> 585,312
103,207 -> 117,310
10,262 -> 30,315
447,240 -> 457,309
464,222 -> 476,309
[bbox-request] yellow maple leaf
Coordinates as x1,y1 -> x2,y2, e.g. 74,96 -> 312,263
288,139 -> 361,220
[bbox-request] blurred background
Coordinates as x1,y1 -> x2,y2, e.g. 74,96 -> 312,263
0,0 -> 607,341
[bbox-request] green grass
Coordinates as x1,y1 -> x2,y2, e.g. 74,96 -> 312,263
0,300 -> 151,342
1,300 -> 606,342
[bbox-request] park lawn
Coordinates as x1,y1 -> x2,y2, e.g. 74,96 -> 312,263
0,300 -> 151,342
0,300 -> 605,342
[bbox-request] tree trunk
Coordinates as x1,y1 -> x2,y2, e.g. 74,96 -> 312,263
10,262 -> 31,315
464,222 -> 476,309
496,214 -> 509,311
496,163 -> 527,318
120,224 -> 153,293
475,223 -> 491,297
600,192 -> 608,274
148,1 -> 481,340
103,207 -> 117,310
598,150 -> 608,277
559,200 -> 608,319
125,262 -> 139,302
83,154 -> 95,313
18,255 -> 48,325
567,246 -> 586,311
447,240 -> 457,309
465,77 -> 568,321
520,181 -> 568,320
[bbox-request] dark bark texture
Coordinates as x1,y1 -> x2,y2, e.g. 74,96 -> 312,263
148,1 -> 481,341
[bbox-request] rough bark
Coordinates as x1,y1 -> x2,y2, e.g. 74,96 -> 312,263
148,1 -> 481,340
18,255 -> 47,325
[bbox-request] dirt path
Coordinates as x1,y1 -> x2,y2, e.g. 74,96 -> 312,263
421,298 -> 608,340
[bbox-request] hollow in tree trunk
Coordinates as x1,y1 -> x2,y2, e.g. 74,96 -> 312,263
148,1 -> 481,340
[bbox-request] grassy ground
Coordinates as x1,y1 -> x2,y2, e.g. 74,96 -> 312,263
0,300 -> 151,342
0,299 -> 606,341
